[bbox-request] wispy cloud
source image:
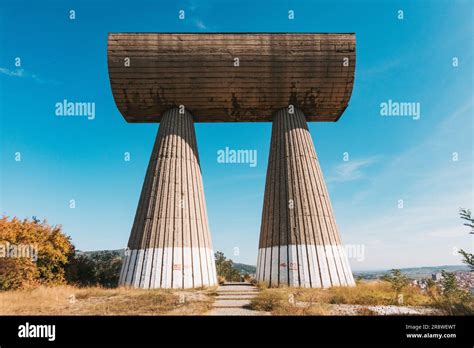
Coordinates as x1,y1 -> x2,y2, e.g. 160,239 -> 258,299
182,0 -> 213,31
339,98 -> 473,270
195,20 -> 207,30
0,67 -> 25,77
0,67 -> 60,85
327,156 -> 379,183
357,57 -> 403,77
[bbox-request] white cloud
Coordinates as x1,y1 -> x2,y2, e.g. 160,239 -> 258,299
357,57 -> 403,77
0,67 -> 60,85
195,20 -> 207,29
0,67 -> 25,77
327,156 -> 378,183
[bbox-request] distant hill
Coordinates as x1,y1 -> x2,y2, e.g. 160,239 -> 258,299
79,249 -> 125,258
233,263 -> 256,275
354,265 -> 470,280
78,249 -> 468,279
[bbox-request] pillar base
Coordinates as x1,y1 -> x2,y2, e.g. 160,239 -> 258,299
120,247 -> 216,289
257,245 -> 354,288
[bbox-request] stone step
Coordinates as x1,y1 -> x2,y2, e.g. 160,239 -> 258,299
217,295 -> 257,300
221,282 -> 255,286
216,291 -> 259,295
217,286 -> 258,290
217,290 -> 259,292
213,299 -> 252,307
207,308 -> 271,316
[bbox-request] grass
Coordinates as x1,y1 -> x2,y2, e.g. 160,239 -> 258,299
0,285 -> 216,315
250,280 -> 437,315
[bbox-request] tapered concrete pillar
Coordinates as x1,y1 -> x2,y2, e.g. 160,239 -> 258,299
256,108 -> 355,288
119,108 -> 217,288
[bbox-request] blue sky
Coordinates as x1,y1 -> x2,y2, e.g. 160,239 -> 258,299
0,0 -> 472,270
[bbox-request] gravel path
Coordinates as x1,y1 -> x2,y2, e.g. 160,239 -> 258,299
331,304 -> 441,315
206,283 -> 270,316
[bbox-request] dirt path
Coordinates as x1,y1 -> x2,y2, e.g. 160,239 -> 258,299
206,282 -> 270,316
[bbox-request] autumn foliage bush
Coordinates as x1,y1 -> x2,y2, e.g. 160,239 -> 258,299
0,216 -> 74,290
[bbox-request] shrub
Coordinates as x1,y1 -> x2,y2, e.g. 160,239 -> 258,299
214,251 -> 242,282
431,271 -> 474,315
66,254 -> 96,287
0,216 -> 74,290
250,290 -> 287,312
66,251 -> 122,288
0,258 -> 38,290
382,269 -> 409,294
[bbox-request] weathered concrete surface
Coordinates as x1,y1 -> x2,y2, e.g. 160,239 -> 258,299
257,108 -> 355,288
207,283 -> 270,316
108,33 -> 355,123
119,108 -> 217,288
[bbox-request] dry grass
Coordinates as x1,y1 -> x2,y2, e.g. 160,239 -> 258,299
0,285 -> 215,315
249,288 -> 331,315
250,281 -> 435,315
297,280 -> 434,306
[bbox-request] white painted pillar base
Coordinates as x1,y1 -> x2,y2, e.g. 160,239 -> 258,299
119,247 -> 217,289
256,245 -> 355,288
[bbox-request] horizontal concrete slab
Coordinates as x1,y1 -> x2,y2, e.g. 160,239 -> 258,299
107,33 -> 356,123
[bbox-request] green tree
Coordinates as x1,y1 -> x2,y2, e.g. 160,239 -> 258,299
66,251 -> 122,288
437,271 -> 473,315
215,251 -> 228,277
459,208 -> 474,231
66,254 -> 96,286
90,251 -> 122,287
214,251 -> 243,283
458,208 -> 473,271
382,269 -> 409,294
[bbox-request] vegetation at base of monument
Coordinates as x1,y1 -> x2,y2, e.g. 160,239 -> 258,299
0,216 -> 74,291
0,285 -> 214,315
214,251 -> 245,283
424,271 -> 474,315
0,215 -> 213,315
250,281 -> 435,315
381,269 -> 409,294
0,216 -> 122,291
248,288 -> 332,315
67,250 -> 122,288
458,208 -> 473,271
252,275 -> 473,315
419,207 -> 474,315
381,267 -> 473,315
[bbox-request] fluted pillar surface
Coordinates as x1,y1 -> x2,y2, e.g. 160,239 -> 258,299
256,108 -> 355,288
119,108 -> 217,288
